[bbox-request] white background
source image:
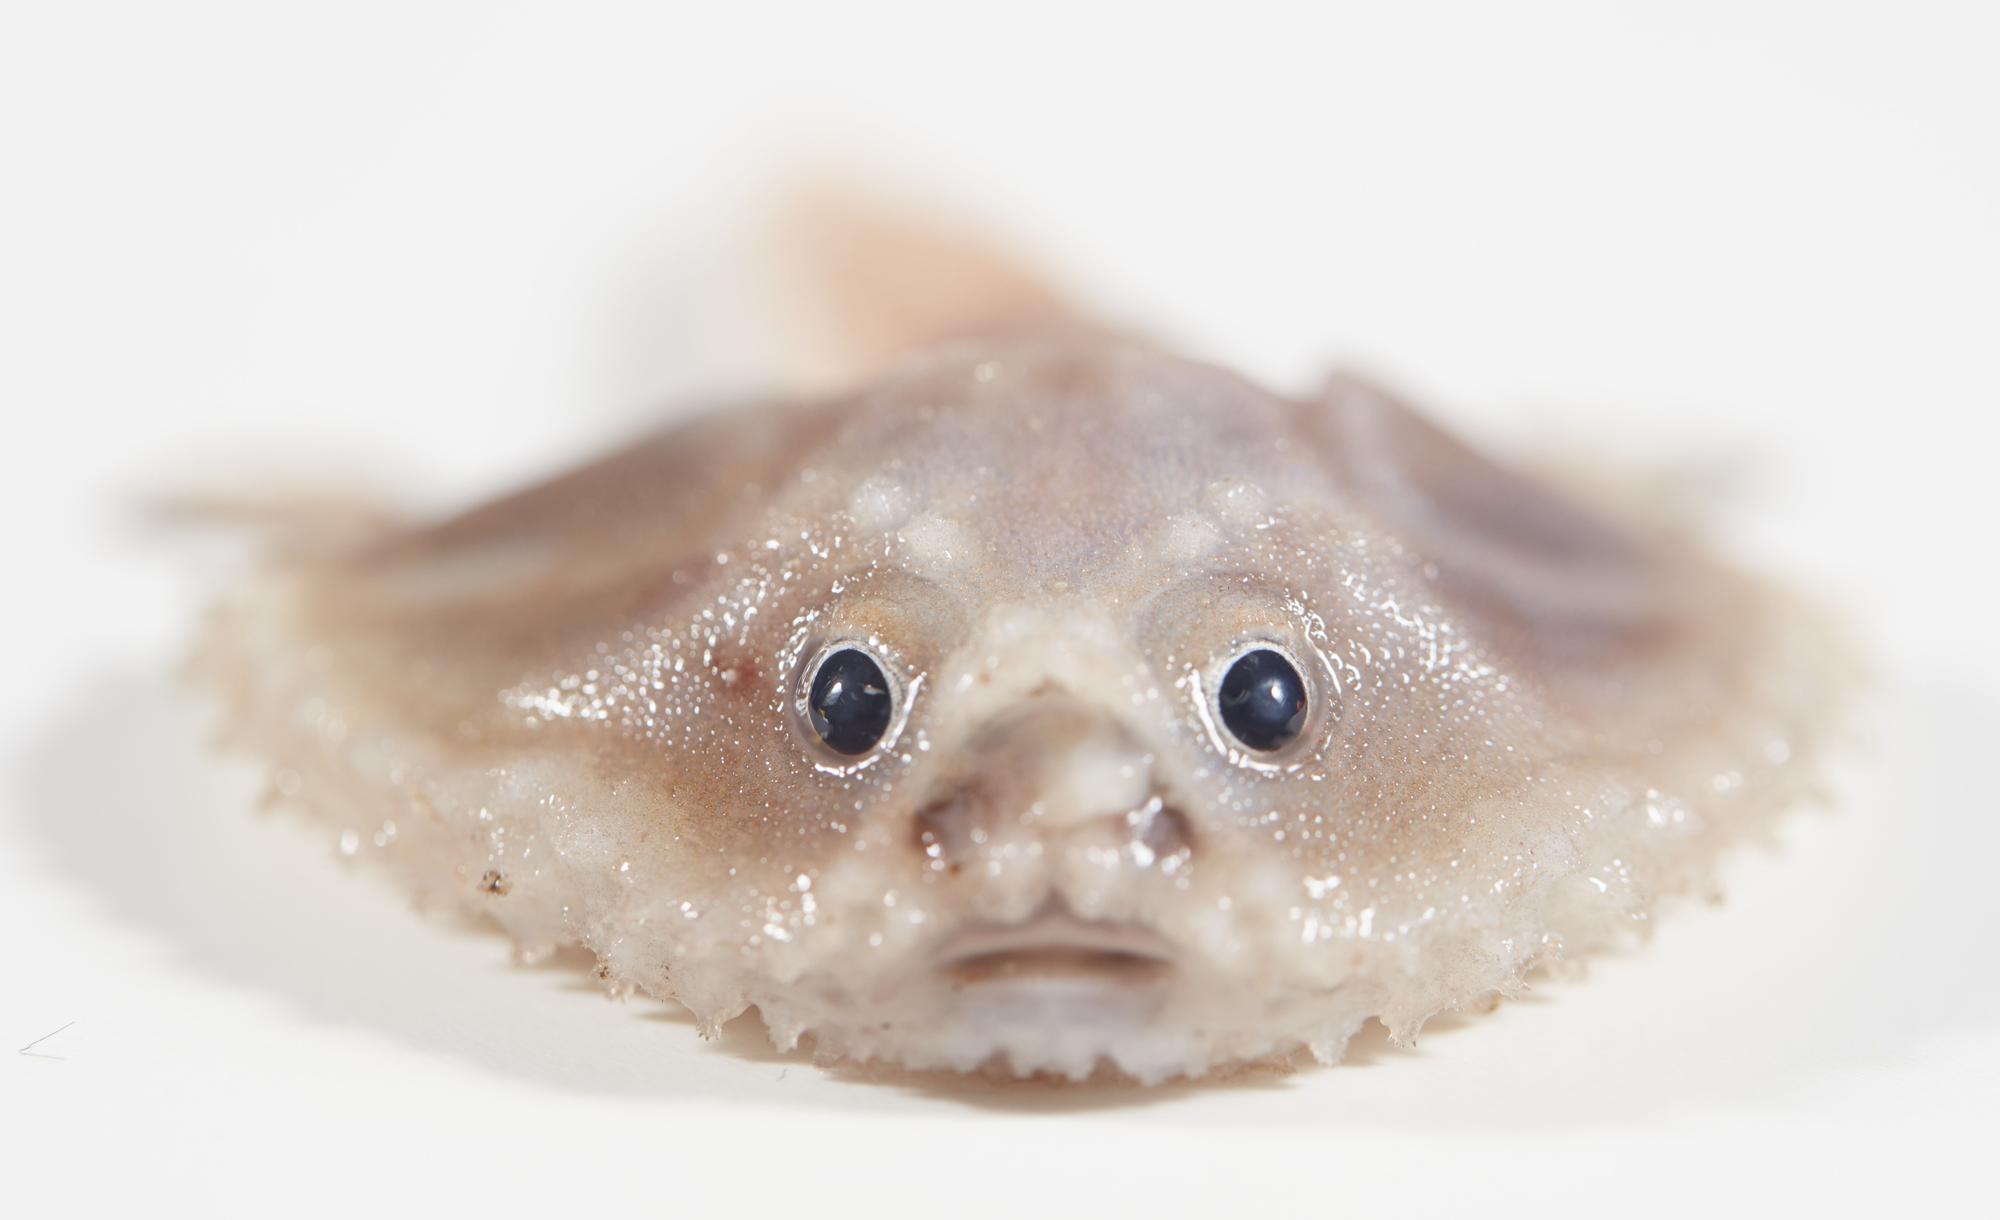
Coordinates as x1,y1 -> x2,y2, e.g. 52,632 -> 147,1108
3,2 -> 1996,1215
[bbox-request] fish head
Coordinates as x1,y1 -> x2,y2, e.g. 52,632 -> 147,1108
544,336 -> 1606,1081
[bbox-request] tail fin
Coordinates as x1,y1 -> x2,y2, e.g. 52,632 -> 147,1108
756,170 -> 1086,388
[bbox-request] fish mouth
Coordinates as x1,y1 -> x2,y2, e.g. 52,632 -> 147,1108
933,911 -> 1176,988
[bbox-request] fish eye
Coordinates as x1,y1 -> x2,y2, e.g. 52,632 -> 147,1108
1216,647 -> 1308,752
805,646 -> 895,756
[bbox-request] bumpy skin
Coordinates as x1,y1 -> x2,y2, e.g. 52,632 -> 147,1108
197,333 -> 1842,1082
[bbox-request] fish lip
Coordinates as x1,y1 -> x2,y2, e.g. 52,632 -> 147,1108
932,910 -> 1177,985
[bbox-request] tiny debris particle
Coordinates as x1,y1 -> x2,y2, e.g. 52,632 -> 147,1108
480,869 -> 511,896
18,1021 -> 76,1060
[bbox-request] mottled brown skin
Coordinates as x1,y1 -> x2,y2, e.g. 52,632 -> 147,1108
203,330 -> 1838,1081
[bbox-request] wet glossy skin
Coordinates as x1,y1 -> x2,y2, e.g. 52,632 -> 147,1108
198,331 -> 1842,1081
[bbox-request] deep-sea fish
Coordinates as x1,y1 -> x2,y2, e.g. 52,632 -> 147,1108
195,197 -> 1843,1083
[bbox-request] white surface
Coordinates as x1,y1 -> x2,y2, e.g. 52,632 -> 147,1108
3,3 -> 1996,1215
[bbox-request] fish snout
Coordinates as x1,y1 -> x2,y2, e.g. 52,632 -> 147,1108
911,693 -> 1195,877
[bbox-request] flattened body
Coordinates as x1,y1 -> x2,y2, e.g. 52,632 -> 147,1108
199,332 -> 1842,1081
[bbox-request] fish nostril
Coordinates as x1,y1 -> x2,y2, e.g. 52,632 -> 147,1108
913,786 -> 983,873
1128,800 -> 1195,864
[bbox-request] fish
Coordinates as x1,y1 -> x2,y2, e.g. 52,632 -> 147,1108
192,190 -> 1846,1084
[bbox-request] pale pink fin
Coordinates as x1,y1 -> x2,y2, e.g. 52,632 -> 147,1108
755,170 -> 1086,387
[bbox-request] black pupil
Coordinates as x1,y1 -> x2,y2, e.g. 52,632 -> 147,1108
807,648 -> 894,755
1217,648 -> 1308,752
